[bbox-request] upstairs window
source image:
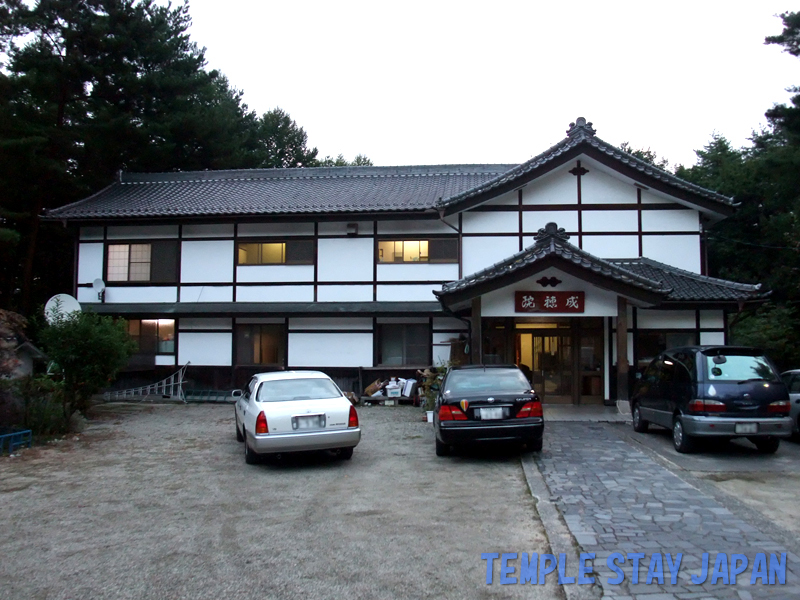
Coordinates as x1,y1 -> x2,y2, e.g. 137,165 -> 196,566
237,241 -> 314,265
377,239 -> 458,263
106,241 -> 178,282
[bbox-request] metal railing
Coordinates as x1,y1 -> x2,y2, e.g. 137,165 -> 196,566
104,362 -> 190,403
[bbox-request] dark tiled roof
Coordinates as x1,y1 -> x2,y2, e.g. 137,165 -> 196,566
608,258 -> 763,302
436,118 -> 735,211
437,222 -> 668,298
87,301 -> 444,316
47,165 -> 515,220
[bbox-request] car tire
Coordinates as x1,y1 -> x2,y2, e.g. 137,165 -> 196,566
753,436 -> 780,454
338,447 -> 354,460
244,437 -> 259,464
632,403 -> 649,433
672,416 -> 695,453
235,416 -> 244,442
435,438 -> 451,457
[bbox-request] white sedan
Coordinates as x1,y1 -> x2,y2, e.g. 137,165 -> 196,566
234,371 -> 361,464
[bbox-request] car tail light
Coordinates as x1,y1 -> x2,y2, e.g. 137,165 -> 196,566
438,405 -> 467,421
768,400 -> 790,414
348,405 -> 359,427
689,399 -> 726,413
255,411 -> 268,434
516,401 -> 543,418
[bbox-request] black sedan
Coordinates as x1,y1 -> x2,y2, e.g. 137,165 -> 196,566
433,365 -> 544,456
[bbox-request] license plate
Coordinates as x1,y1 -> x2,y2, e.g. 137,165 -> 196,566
294,415 -> 324,430
735,423 -> 758,434
480,407 -> 504,420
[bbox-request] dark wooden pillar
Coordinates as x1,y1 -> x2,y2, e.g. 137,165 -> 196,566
471,297 -> 482,365
616,296 -> 629,401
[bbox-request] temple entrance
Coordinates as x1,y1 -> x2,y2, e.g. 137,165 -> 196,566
518,333 -> 573,403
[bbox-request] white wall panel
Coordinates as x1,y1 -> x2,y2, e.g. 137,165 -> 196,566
641,189 -> 673,204
289,318 -> 373,330
483,190 -> 518,207
78,243 -> 104,284
581,169 -> 636,204
377,219 -> 457,234
433,344 -> 451,366
182,224 -> 234,238
582,210 -> 638,232
77,288 -> 99,304
523,211 -> 578,234
700,332 -> 726,345
376,284 -> 438,301
237,222 -> 314,237
581,235 -> 639,259
316,285 -> 373,302
522,168 -> 577,206
235,286 -> 314,302
179,286 -> 233,303
317,238 -> 373,281
288,333 -> 373,367
79,227 -> 104,240
637,310 -> 696,329
104,286 -> 177,303
462,211 -> 518,234
641,210 -> 699,232
317,221 -> 374,236
155,355 -> 176,366
107,225 -> 178,239
178,332 -> 231,366
700,310 -> 725,329
642,235 -> 701,272
179,318 -> 232,330
181,240 -> 234,283
462,236 -> 520,276
236,265 -> 314,283
377,263 -> 458,282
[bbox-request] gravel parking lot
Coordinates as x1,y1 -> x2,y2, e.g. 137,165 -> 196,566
0,403 -> 561,600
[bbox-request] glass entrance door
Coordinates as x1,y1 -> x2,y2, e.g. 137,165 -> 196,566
517,333 -> 573,403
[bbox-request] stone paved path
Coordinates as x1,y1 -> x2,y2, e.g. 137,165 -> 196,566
534,422 -> 800,600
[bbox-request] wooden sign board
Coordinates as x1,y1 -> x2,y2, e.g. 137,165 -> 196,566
514,291 -> 585,313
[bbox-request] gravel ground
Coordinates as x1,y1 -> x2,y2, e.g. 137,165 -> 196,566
0,403 -> 561,600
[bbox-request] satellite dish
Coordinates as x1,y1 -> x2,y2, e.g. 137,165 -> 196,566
44,294 -> 82,325
92,278 -> 106,302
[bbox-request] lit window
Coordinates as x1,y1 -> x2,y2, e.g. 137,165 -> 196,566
127,319 -> 175,354
377,239 -> 457,263
106,242 -> 177,282
237,241 -> 314,265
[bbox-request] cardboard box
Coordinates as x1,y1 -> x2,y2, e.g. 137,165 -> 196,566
384,399 -> 396,406
386,385 -> 401,398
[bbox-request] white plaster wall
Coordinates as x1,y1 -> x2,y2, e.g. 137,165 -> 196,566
377,263 -> 458,282
237,222 -> 314,237
317,221 -> 374,236
235,286 -> 314,302
642,235 -> 701,272
610,331 -> 635,366
179,318 -> 232,330
582,210 -> 638,232
522,167 -> 577,206
700,310 -> 725,329
641,189 -> 672,205
107,225 -> 178,239
641,210 -> 699,232
480,269 -> 619,317
288,333 -> 373,367
77,288 -> 100,304
155,355 -> 176,366
178,332 -> 232,366
182,224 -> 234,238
524,212 -> 579,234
317,238 -> 373,281
316,285 -> 373,302
462,236 -> 520,276
461,211 -> 518,234
483,190 -> 518,207
581,235 -> 639,259
236,265 -> 314,283
700,332 -> 726,345
581,169 -> 637,204
78,243 -> 104,284
179,286 -> 233,303
104,286 -> 177,303
377,219 -> 458,235
433,344 -> 451,366
376,284 -> 438,301
637,310 -> 696,329
79,227 -> 104,240
289,318 -> 373,330
181,240 -> 234,283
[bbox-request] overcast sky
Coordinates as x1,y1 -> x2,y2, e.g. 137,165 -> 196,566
185,1 -> 798,169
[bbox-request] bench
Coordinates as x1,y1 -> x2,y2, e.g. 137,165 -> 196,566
0,429 -> 33,456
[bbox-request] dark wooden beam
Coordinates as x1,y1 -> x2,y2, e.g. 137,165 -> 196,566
616,296 -> 629,401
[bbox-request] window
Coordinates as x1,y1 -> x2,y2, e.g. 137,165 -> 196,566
377,239 -> 458,263
256,378 -> 342,402
378,323 -> 430,365
236,324 -> 285,365
127,319 -> 175,354
237,241 -> 314,265
106,241 -> 178,282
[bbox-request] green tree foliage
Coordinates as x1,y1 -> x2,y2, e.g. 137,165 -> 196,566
316,153 -> 374,167
250,108 -> 319,168
39,309 -> 136,416
619,142 -> 670,171
729,303 -> 800,371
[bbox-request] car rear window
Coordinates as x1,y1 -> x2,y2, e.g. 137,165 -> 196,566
256,378 -> 342,402
703,354 -> 779,382
445,369 -> 531,395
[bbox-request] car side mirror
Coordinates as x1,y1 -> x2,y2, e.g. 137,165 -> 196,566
231,389 -> 243,399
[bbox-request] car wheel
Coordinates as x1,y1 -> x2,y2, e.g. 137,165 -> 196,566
632,403 -> 649,433
753,436 -> 780,454
338,447 -> 354,460
244,436 -> 259,464
672,417 -> 695,453
435,438 -> 451,457
235,416 -> 244,442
